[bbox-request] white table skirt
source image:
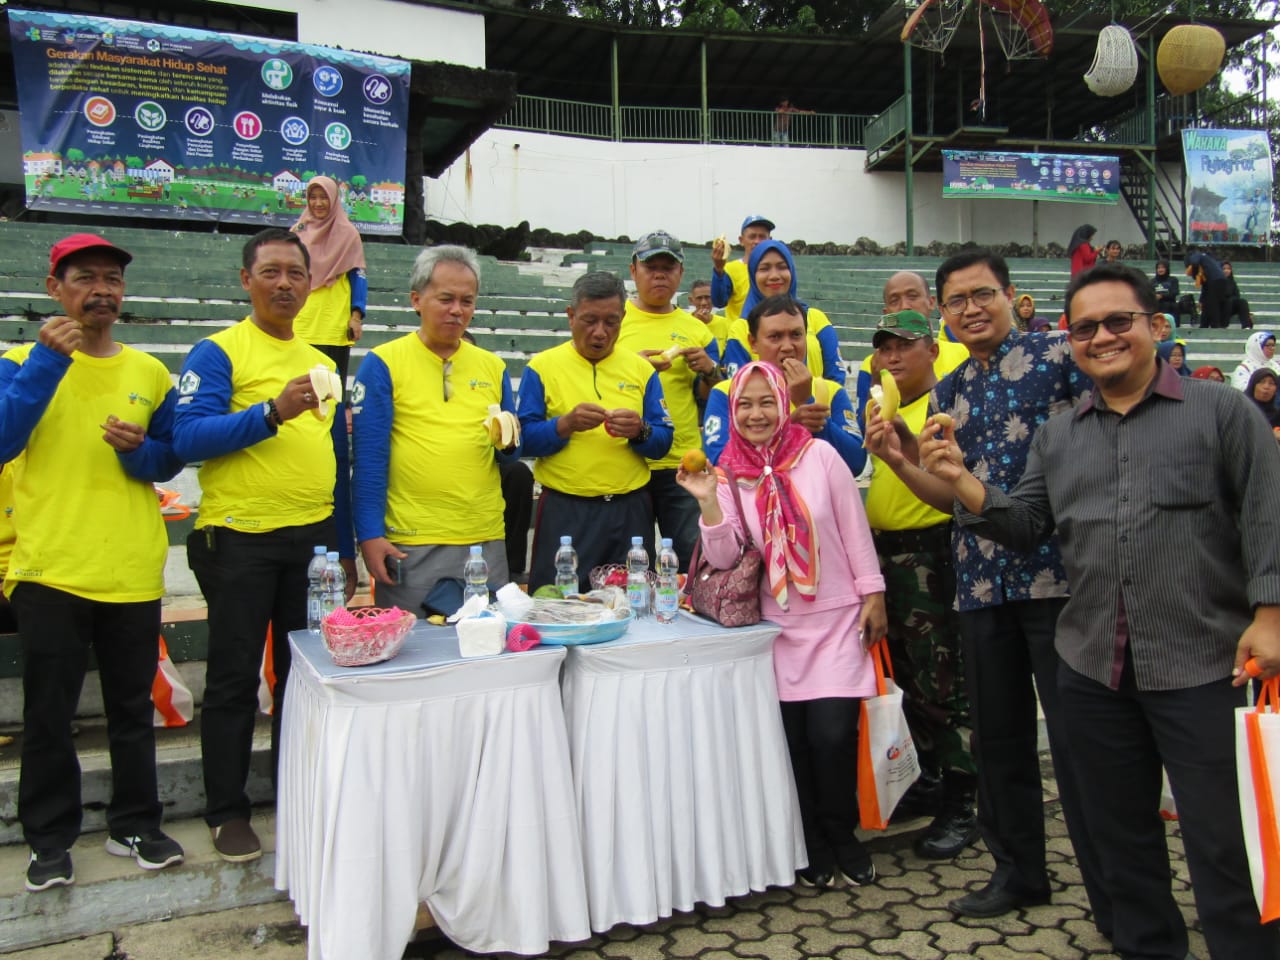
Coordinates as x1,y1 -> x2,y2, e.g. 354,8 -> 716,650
562,612 -> 806,932
275,626 -> 591,960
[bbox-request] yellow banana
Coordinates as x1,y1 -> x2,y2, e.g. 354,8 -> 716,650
308,364 -> 343,421
870,368 -> 900,422
483,404 -> 520,449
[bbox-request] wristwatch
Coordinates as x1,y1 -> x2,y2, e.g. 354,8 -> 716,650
630,422 -> 653,444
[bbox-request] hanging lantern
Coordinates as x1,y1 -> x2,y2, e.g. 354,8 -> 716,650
1157,24 -> 1226,96
1084,25 -> 1139,97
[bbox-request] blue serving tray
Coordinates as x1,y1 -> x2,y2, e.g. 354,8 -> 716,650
520,607 -> 634,646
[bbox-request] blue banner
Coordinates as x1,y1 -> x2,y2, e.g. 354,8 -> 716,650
9,8 -> 410,234
1181,128 -> 1273,245
942,150 -> 1121,205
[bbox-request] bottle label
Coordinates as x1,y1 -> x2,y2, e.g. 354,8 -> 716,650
655,587 -> 678,618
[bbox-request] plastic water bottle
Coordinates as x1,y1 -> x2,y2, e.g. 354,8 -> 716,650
655,538 -> 679,624
626,536 -> 650,618
319,551 -> 346,623
554,536 -> 579,595
463,545 -> 489,606
307,545 -> 328,634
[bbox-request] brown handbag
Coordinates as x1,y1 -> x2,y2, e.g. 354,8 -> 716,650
683,467 -> 764,627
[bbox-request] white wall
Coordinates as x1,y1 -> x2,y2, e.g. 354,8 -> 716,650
427,127 -> 1162,250
211,0 -> 485,67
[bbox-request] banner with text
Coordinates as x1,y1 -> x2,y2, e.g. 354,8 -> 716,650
9,8 -> 410,234
942,150 -> 1120,204
1182,128 -> 1273,245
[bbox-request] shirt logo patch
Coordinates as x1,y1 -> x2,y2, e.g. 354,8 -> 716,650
704,414 -> 722,439
127,392 -> 154,408
350,382 -> 366,405
179,371 -> 201,395
616,381 -> 640,393
468,378 -> 492,390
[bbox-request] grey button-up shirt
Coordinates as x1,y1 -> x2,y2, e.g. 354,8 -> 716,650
958,360 -> 1280,690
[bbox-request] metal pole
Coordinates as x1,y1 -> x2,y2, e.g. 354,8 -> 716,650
904,41 -> 914,255
611,35 -> 620,142
700,38 -> 708,144
1146,34 -> 1157,258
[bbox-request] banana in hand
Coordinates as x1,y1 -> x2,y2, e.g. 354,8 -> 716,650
868,368 -> 901,422
308,365 -> 344,420
483,404 -> 520,449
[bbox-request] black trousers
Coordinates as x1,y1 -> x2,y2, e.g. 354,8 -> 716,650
647,468 -> 701,573
13,582 -> 162,850
187,518 -> 333,827
780,697 -> 861,872
1227,296 -> 1253,329
527,485 -> 654,594
499,459 -> 534,577
1059,657 -> 1279,960
958,599 -> 1111,932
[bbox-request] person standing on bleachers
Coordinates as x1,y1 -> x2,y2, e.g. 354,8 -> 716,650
710,214 -> 773,324
174,228 -> 353,864
517,271 -> 673,592
351,245 -> 519,612
1222,261 -> 1253,329
4,234 -> 185,891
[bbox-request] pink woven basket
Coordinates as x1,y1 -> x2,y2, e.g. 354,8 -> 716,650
321,607 -> 416,667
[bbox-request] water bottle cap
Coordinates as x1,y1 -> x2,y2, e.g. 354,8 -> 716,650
470,545 -> 483,555
632,536 -> 642,545
560,535 -> 572,546
326,551 -> 339,561
314,545 -> 327,555
661,538 -> 673,548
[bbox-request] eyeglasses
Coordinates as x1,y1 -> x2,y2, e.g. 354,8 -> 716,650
941,287 -> 999,316
1067,312 -> 1152,342
442,360 -> 453,401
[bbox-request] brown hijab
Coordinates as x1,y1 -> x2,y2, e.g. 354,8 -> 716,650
291,176 -> 365,290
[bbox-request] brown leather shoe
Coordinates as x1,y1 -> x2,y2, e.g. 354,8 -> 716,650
210,818 -> 262,863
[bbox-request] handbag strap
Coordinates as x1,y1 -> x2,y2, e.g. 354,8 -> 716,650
721,465 -> 758,555
1259,676 -> 1280,714
868,637 -> 893,697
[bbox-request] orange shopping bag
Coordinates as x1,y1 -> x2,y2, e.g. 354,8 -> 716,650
152,636 -> 194,728
1236,676 -> 1280,924
857,638 -> 920,831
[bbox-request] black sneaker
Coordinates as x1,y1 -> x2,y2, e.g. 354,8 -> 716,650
835,840 -> 877,887
26,848 -> 74,892
796,865 -> 834,888
105,829 -> 185,870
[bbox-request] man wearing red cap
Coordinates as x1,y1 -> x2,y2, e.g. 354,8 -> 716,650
0,234 -> 185,892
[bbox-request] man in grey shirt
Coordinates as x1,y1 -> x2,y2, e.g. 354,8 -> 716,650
920,261 -> 1280,960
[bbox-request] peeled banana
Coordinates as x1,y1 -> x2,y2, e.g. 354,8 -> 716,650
308,364 -> 344,421
867,368 -> 901,422
661,343 -> 683,361
712,233 -> 728,259
483,403 -> 520,449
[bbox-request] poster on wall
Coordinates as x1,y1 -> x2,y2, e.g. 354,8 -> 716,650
8,8 -> 410,234
1181,128 -> 1273,245
942,150 -> 1120,204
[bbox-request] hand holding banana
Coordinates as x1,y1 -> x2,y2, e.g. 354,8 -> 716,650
484,403 -> 520,449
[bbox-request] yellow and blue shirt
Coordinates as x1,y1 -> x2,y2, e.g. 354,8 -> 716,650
517,341 -> 673,497
351,335 -> 515,545
293,269 -> 367,348
710,259 -> 750,322
721,307 -> 845,385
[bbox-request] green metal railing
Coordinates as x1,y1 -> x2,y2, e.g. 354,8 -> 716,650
497,95 -> 872,148
1078,93 -> 1269,146
863,95 -> 908,158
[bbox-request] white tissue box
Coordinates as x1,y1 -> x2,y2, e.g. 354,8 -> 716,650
457,610 -> 507,658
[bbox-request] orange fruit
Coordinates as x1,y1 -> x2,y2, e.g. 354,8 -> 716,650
681,449 -> 708,473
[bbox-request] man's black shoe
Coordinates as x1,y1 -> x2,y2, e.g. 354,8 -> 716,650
914,805 -> 979,860
890,768 -> 943,823
796,865 -> 834,889
948,882 -> 1049,918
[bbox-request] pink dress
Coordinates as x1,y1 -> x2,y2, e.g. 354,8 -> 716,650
699,441 -> 885,701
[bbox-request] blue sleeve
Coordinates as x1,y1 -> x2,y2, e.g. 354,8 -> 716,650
172,340 -> 275,463
516,366 -> 567,458
854,365 -> 872,429
704,337 -> 721,366
330,401 -> 354,559
118,386 -> 184,482
815,325 -> 846,385
348,268 -> 367,315
633,372 -> 674,459
815,386 -> 866,477
0,344 -> 70,463
702,388 -> 729,465
351,352 -> 393,543
710,270 -> 732,309
497,371 -> 520,463
721,339 -> 751,377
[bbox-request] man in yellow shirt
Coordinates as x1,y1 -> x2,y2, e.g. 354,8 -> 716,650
710,214 -> 773,323
175,228 -> 353,864
517,271 -> 673,591
865,309 -> 976,861
618,231 -> 721,569
3,234 -> 185,891
686,278 -> 728,355
352,246 -> 518,611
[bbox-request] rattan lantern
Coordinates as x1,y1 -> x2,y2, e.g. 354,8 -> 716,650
1157,24 -> 1225,96
1084,25 -> 1139,96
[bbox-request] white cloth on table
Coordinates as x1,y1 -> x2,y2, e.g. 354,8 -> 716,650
562,613 -> 805,932
276,626 -> 590,959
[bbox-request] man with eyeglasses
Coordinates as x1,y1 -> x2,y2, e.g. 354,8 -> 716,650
617,231 -> 721,570
865,250 -> 1107,929
352,245 -> 518,613
516,271 -> 673,592
918,261 -> 1280,960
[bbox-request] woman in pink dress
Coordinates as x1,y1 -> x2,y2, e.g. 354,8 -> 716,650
677,362 -> 887,889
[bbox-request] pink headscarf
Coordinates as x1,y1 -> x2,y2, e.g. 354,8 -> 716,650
717,362 -> 817,608
291,176 -> 365,291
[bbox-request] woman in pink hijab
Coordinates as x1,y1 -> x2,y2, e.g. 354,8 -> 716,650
678,361 -> 887,890
291,175 -> 367,383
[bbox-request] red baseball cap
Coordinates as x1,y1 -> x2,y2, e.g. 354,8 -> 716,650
49,233 -> 132,275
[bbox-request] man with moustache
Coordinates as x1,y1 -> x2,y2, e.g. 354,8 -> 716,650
175,227 -> 353,864
865,250 -> 1107,927
920,261 -> 1280,960
517,271 -> 673,591
3,234 -> 185,890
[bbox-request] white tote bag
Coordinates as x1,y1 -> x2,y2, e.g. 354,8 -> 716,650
1235,677 -> 1280,923
857,639 -> 921,830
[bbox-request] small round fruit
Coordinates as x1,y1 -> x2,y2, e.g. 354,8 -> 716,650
533,584 -> 564,599
681,449 -> 708,473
